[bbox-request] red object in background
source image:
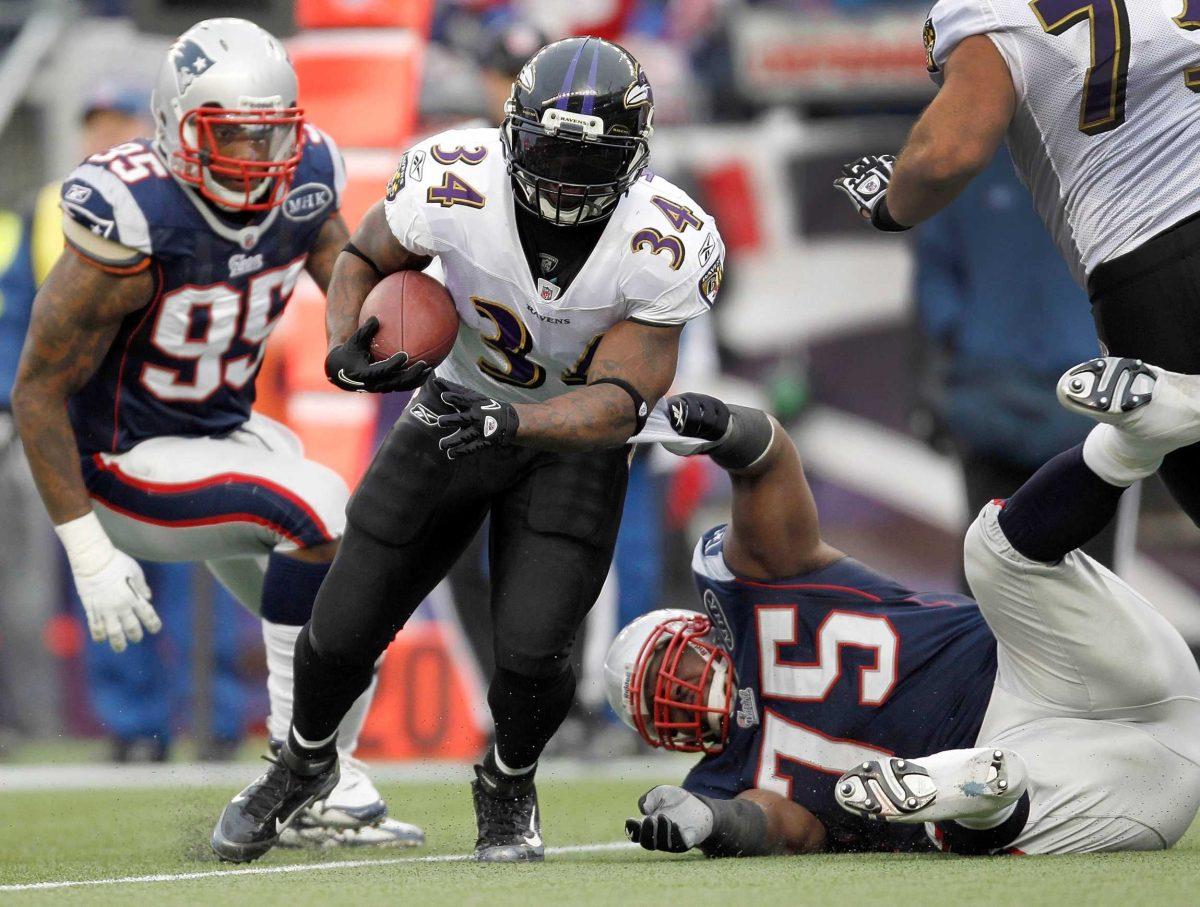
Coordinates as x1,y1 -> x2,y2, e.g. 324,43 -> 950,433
666,457 -> 713,531
698,162 -> 763,255
569,0 -> 636,41
357,622 -> 486,761
44,614 -> 83,659
289,31 -> 423,149
296,0 -> 434,34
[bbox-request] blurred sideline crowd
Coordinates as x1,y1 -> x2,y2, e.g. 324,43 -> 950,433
0,0 -> 1192,763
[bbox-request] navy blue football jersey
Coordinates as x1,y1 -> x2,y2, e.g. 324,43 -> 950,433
60,126 -> 344,454
682,525 -> 998,852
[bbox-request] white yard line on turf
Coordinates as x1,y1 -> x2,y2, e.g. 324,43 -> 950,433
0,756 -> 690,791
0,841 -> 637,893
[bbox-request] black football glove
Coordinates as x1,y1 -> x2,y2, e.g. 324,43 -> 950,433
624,785 -> 714,854
433,378 -> 519,459
833,154 -> 909,232
667,392 -> 732,444
325,316 -> 433,393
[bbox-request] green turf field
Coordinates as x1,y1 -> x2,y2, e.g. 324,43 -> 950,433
2,776 -> 1199,906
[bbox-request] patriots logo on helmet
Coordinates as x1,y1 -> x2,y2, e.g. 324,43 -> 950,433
169,38 -> 215,93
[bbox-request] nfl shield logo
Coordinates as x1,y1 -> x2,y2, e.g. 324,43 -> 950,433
537,278 -> 560,302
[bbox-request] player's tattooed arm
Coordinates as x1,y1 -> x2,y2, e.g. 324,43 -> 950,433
513,319 -> 683,451
886,36 -> 1016,225
325,200 -> 430,349
722,410 -> 842,580
304,211 -> 350,296
11,253 -> 154,524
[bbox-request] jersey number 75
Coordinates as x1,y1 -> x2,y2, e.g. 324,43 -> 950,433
1031,0 -> 1200,136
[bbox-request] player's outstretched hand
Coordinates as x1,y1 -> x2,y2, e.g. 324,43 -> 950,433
325,316 -> 432,393
834,154 -> 908,232
432,378 -> 519,459
625,785 -> 714,854
667,393 -> 733,443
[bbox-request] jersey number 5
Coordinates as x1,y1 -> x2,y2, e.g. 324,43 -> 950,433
1032,0 -> 1200,135
753,606 -> 898,794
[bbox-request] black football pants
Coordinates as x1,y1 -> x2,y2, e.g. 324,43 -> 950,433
1091,210 -> 1200,527
292,382 -> 630,758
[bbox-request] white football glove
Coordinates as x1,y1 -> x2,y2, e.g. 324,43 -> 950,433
625,785 -> 715,853
55,512 -> 161,653
834,154 -> 909,232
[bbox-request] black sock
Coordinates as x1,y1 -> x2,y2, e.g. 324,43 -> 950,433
996,444 -> 1126,563
934,793 -> 1030,855
487,666 -> 576,773
289,624 -> 374,755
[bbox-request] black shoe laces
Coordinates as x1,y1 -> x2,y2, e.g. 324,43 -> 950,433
245,755 -> 294,822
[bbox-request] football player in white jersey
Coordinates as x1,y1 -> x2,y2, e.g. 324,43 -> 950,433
213,37 -> 725,864
12,19 -> 420,851
834,0 -> 1200,526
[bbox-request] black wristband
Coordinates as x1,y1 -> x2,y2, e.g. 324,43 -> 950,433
695,795 -> 772,858
708,404 -> 775,471
591,377 -> 649,433
342,241 -> 387,279
870,196 -> 912,233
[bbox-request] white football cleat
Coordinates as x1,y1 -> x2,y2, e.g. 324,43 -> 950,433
277,754 -> 425,849
1058,357 -> 1200,451
835,747 -> 1027,825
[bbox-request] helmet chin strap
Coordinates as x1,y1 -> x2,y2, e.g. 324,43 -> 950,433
201,167 -> 274,210
704,658 -> 730,737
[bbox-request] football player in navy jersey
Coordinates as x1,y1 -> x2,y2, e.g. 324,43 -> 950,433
12,18 -> 421,849
606,357 -> 1200,856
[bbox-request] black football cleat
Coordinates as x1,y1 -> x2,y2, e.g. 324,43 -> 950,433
210,744 -> 339,863
471,763 -> 544,862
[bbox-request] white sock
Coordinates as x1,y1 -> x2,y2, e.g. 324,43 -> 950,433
337,664 -> 381,756
493,746 -> 535,776
261,620 -> 303,743
1082,424 -> 1162,486
954,800 -> 1018,830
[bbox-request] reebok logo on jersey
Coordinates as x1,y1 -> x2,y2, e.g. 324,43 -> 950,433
410,403 -> 439,427
699,233 -> 715,266
409,150 -> 425,182
64,184 -> 93,204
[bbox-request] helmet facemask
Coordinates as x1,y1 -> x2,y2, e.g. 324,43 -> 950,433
628,613 -> 734,754
175,102 -> 304,212
502,107 -> 650,226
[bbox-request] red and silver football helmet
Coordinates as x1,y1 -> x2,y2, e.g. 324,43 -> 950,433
152,18 -> 304,211
604,609 -> 734,754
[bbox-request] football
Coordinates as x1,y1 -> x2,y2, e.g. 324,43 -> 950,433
359,270 -> 460,366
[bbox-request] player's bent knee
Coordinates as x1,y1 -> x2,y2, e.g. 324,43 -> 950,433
284,460 -> 349,549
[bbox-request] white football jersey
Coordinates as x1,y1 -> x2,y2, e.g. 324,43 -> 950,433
925,0 -> 1200,284
383,127 -> 724,403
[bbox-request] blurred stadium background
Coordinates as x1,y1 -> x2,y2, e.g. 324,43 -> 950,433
1,0 -> 1198,772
